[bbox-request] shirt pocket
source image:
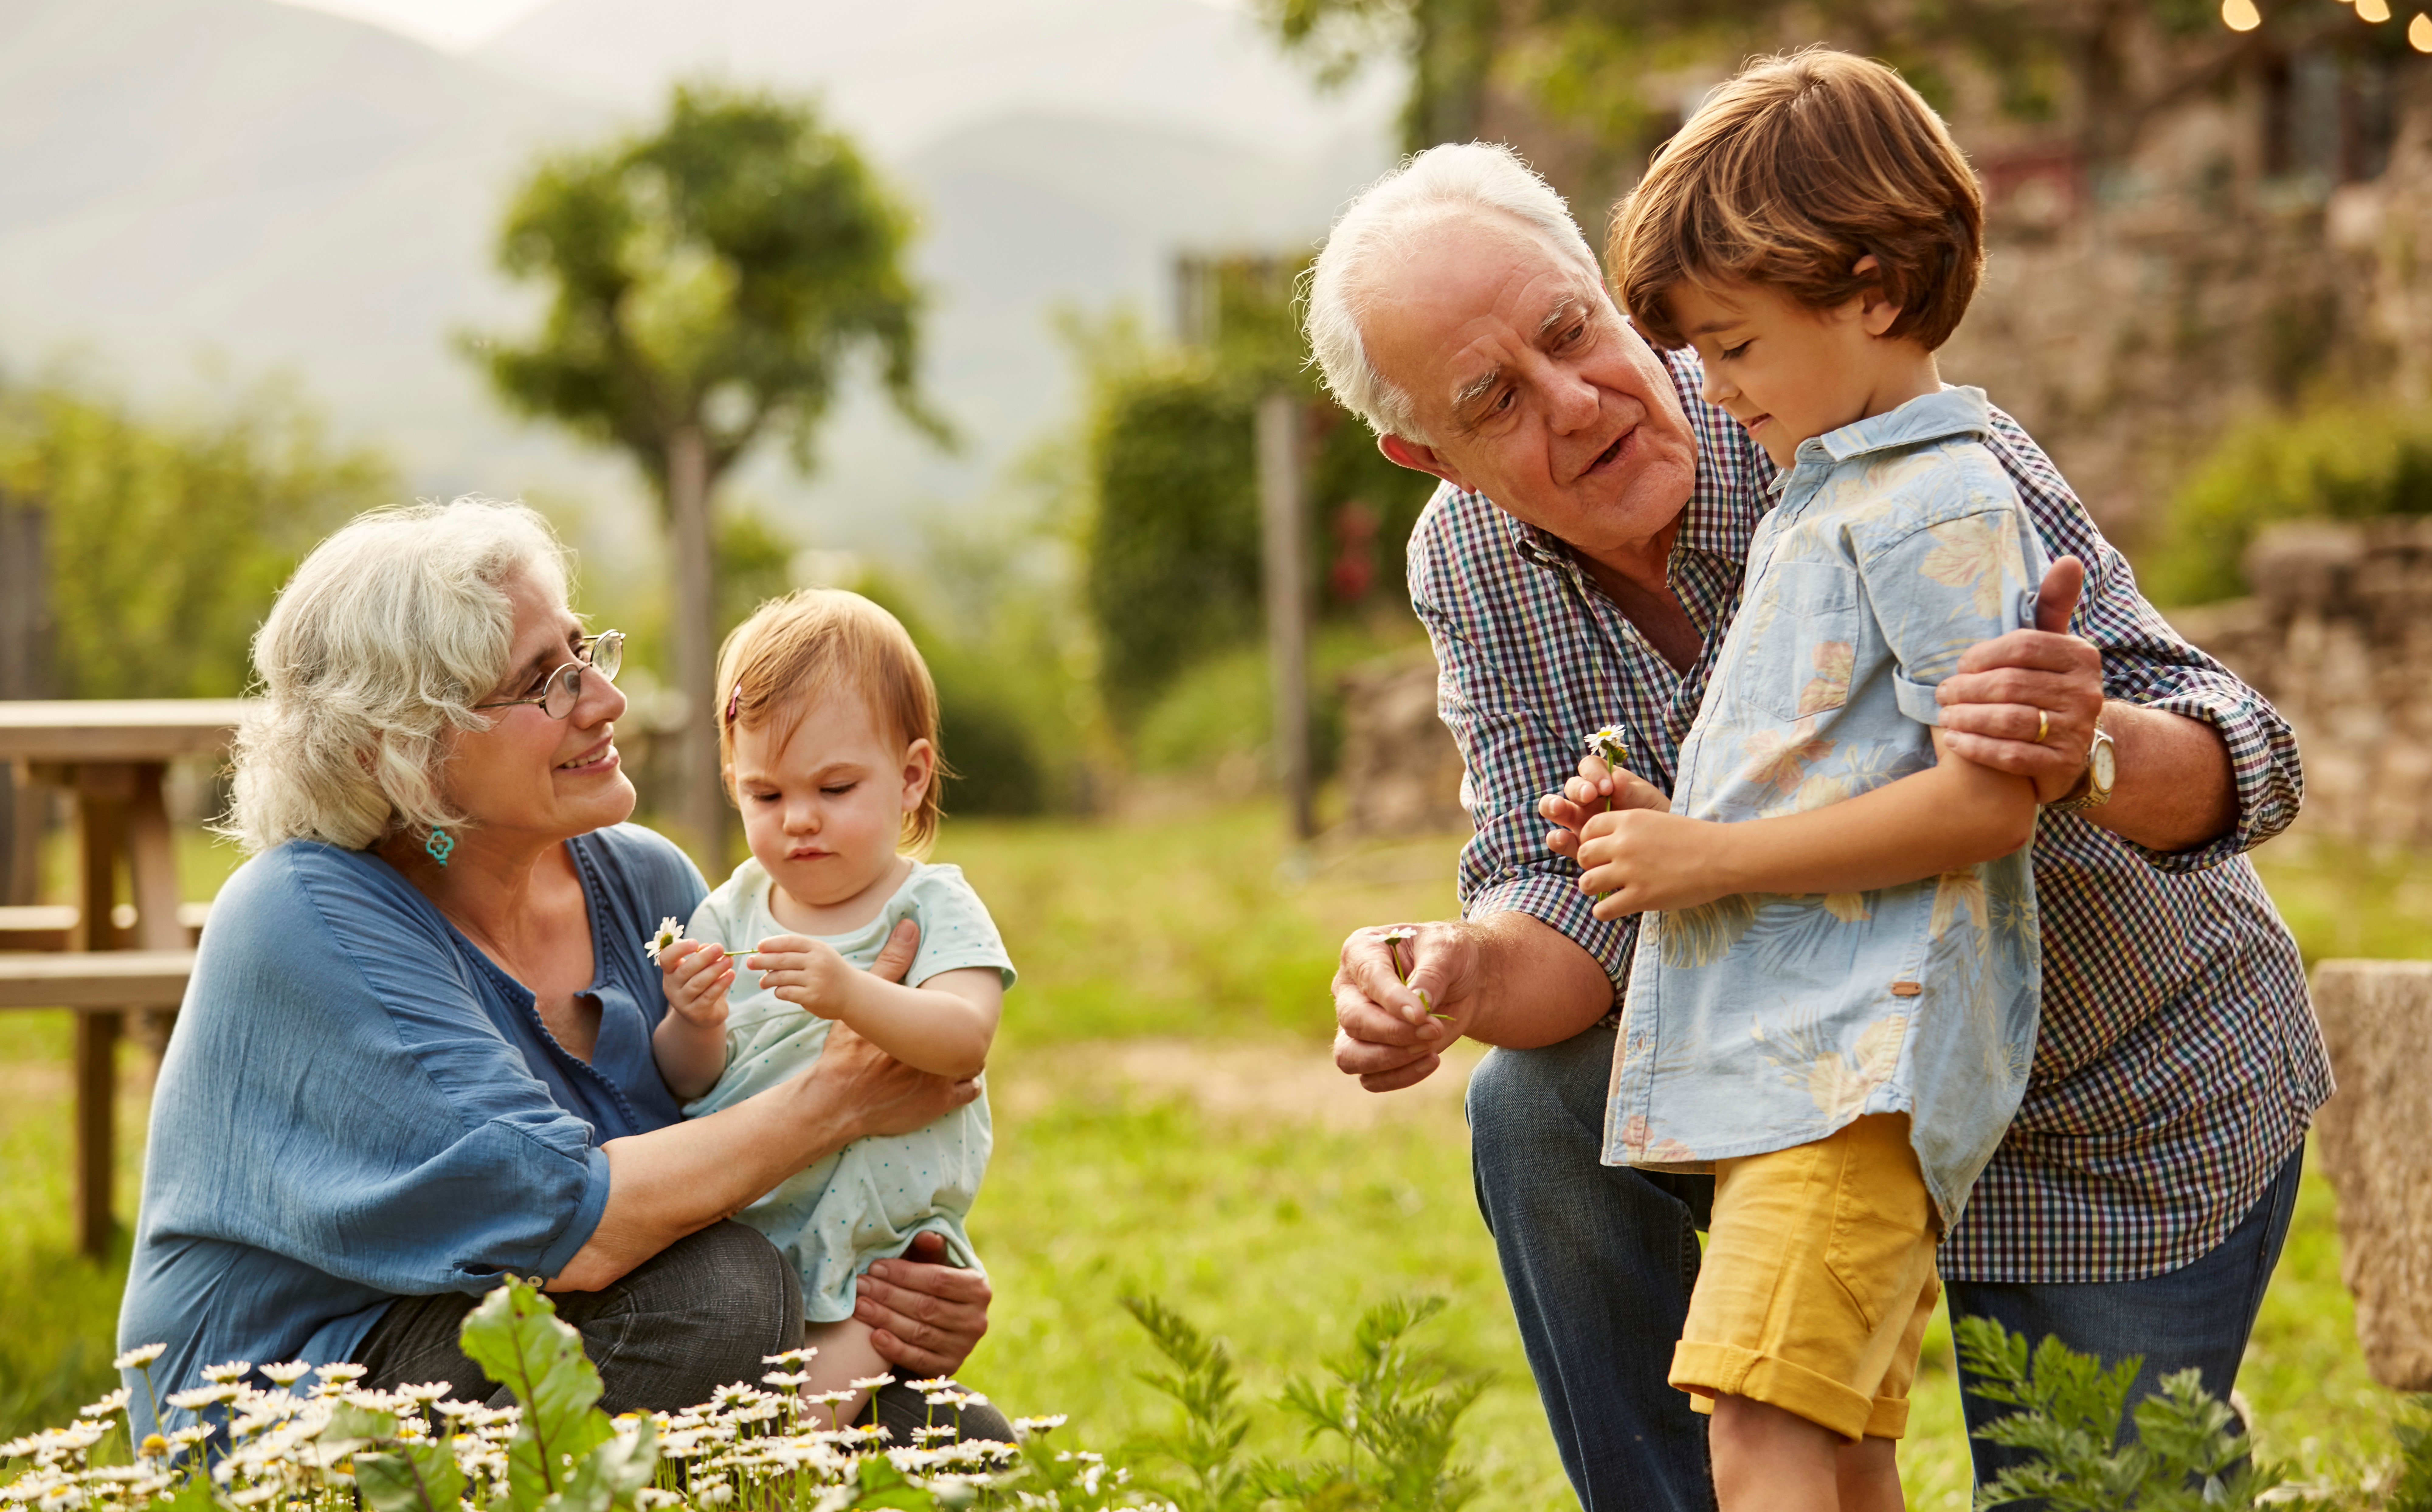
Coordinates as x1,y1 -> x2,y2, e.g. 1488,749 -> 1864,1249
1737,560 -> 1864,723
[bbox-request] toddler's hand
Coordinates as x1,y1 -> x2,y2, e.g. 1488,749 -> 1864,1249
748,936 -> 854,1020
659,939 -> 734,1027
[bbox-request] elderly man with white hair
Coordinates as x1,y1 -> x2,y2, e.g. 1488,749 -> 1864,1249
1316,143 -> 2327,1506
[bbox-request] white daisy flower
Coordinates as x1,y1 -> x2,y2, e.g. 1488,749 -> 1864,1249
1584,725 -> 1630,769
259,1362 -> 310,1387
644,918 -> 686,963
110,1346 -> 165,1372
199,1363 -> 252,1385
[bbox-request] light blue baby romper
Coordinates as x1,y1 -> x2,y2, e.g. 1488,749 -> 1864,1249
1604,386 -> 2049,1230
681,857 -> 1015,1322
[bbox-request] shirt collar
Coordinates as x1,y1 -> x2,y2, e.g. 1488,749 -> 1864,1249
1795,384 -> 1993,469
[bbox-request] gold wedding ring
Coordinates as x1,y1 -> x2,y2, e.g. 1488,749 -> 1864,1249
2034,709 -> 2050,744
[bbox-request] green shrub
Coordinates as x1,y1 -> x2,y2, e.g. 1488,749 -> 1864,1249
1957,1314 -> 2281,1508
2142,403 -> 2432,607
0,379 -> 392,698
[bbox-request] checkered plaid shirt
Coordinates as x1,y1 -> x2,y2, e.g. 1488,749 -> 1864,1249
1415,345 -> 2333,1283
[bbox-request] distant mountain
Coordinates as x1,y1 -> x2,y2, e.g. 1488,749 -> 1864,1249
0,0 -> 1395,567
0,0 -> 609,491
471,0 -> 1397,159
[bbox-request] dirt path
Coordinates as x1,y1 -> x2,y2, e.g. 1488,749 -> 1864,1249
991,1036 -> 1487,1131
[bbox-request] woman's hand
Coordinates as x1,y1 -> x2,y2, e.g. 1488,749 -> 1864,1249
855,1230 -> 992,1377
805,1021 -> 979,1141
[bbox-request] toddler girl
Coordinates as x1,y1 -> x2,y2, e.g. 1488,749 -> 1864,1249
651,589 -> 1012,1421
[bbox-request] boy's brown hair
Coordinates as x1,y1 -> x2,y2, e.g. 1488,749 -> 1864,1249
1612,49 -> 1984,352
714,588 -> 948,853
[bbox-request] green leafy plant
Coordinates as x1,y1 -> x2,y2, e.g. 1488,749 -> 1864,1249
1120,1294 -> 1483,1512
1957,1314 -> 2283,1510
1269,1297 -> 1483,1512
1119,1296 -> 1259,1512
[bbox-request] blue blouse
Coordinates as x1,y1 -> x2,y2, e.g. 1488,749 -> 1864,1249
117,824 -> 705,1432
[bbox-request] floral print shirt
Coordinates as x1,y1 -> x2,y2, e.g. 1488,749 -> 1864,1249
1604,387 -> 2048,1226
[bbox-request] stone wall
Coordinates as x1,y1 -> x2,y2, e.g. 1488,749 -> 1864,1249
1337,647 -> 1468,838
2309,958 -> 2432,1392
2170,519 -> 2432,849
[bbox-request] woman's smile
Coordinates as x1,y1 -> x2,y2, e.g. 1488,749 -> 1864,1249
554,736 -> 619,774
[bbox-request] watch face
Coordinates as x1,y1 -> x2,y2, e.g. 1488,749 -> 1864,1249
2092,738 -> 2117,792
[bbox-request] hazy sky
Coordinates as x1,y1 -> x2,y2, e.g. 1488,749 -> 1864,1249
273,0 -> 1256,52
271,0 -> 557,50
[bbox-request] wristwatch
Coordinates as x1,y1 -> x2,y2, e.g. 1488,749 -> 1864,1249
2047,715 -> 2116,813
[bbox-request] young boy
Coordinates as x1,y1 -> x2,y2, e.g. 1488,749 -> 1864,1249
1574,50 -> 2058,1511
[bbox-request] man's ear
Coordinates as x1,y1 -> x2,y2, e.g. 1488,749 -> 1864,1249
1379,433 -> 1472,491
1850,253 -> 1905,338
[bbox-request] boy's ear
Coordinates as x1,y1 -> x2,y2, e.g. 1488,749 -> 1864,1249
1850,253 -> 1905,338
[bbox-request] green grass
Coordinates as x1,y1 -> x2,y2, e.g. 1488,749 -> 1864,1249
0,806 -> 2419,1507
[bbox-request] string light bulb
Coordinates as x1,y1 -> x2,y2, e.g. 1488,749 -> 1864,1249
2222,0 -> 2263,26
2358,0 -> 2392,20
2412,9 -> 2432,47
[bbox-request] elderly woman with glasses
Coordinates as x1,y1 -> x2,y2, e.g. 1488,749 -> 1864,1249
118,499 -> 1005,1438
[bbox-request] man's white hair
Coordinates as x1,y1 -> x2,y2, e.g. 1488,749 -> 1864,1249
1304,141 -> 1602,442
226,498 -> 571,853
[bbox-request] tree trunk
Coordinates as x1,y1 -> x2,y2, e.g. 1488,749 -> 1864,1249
666,423 -> 727,869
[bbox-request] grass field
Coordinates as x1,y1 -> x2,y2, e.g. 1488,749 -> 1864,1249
2,808 -> 2423,1505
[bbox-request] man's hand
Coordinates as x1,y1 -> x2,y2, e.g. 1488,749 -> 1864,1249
1539,754 -> 1673,862
1936,555 -> 2101,804
1575,808 -> 1728,918
1331,921 -> 1485,1092
856,1230 -> 990,1377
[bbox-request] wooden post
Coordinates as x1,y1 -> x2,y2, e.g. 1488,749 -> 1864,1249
75,770 -> 131,1259
665,424 -> 727,870
0,495 -> 50,904
1257,393 -> 1315,840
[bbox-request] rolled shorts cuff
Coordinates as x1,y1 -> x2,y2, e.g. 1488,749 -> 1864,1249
1670,1340 -> 1892,1443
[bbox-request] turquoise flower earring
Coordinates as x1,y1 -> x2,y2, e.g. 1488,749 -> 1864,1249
425,827 -> 456,866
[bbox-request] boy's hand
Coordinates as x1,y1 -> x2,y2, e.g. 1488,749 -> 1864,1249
1577,807 -> 1728,918
748,936 -> 855,1019
1540,755 -> 1673,862
659,939 -> 733,1027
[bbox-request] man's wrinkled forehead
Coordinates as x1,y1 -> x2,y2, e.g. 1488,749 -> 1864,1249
1371,210 -> 1604,419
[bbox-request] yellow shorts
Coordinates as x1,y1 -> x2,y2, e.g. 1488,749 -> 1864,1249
1670,1113 -> 1941,1442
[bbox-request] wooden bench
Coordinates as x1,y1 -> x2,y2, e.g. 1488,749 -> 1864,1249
0,950 -> 195,1258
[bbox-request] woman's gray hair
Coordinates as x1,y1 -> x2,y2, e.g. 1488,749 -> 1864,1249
226,498 -> 571,854
1303,142 -> 1601,442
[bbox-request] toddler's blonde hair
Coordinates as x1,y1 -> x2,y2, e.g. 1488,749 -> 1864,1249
714,589 -> 946,853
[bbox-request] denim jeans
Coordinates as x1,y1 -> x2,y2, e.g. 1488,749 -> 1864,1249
352,1219 -> 1015,1441
1465,1021 -> 2304,1510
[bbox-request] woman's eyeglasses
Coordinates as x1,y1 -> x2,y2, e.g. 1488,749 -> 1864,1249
472,631 -> 624,721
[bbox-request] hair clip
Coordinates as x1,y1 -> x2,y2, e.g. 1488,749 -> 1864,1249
725,682 -> 742,726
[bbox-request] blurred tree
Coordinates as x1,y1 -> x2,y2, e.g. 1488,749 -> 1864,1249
0,380 -> 391,699
1072,282 -> 1429,731
1262,0 -> 2387,183
468,81 -> 946,861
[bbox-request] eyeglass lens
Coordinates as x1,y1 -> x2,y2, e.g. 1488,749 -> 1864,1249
541,633 -> 624,718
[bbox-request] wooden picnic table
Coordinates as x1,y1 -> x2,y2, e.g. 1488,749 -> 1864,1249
0,699 -> 245,1256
